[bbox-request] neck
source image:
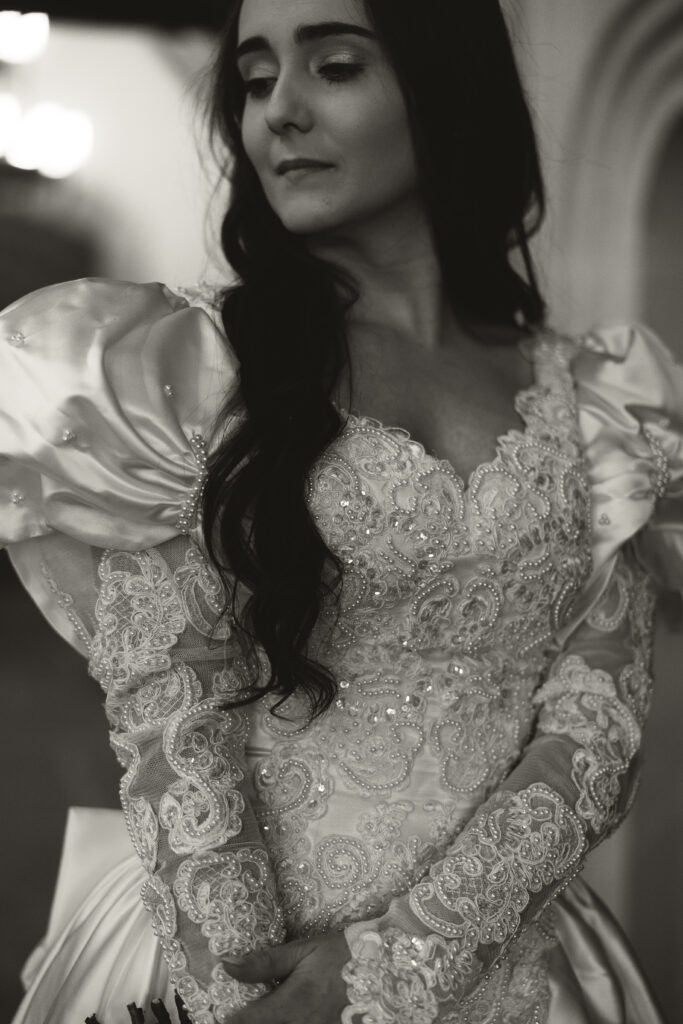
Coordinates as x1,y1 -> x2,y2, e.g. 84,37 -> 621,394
306,197 -> 461,352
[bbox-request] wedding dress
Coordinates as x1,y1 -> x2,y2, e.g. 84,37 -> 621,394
1,278 -> 678,1023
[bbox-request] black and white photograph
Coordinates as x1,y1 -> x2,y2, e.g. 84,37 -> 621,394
0,2 -> 682,1022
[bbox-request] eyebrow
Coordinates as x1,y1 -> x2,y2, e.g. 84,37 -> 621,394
236,21 -> 376,60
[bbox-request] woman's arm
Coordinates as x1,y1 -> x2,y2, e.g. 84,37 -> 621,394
341,541 -> 654,1022
89,536 -> 285,1024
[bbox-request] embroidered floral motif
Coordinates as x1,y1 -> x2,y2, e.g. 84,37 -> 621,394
89,549 -> 187,696
408,785 -> 585,951
89,540 -> 286,1021
307,338 -> 591,661
129,797 -> 159,872
340,786 -> 576,1024
174,848 -> 284,957
535,656 -> 640,832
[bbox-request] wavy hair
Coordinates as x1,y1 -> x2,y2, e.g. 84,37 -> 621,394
202,0 -> 547,719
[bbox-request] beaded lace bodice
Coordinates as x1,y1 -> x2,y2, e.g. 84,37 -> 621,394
244,335 -> 593,935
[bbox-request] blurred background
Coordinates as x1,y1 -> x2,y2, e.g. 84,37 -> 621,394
0,0 -> 682,1018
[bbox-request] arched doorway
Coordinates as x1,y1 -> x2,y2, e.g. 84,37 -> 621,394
552,0 -> 683,330
541,3 -> 683,1017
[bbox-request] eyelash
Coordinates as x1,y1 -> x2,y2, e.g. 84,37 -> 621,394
243,62 -> 365,99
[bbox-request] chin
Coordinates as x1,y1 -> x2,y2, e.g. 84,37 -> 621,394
276,203 -> 349,236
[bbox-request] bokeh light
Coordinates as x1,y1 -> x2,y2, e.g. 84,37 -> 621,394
3,101 -> 94,178
0,11 -> 50,64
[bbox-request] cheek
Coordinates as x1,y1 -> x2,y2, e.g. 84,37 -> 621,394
342,92 -> 416,187
240,111 -> 266,171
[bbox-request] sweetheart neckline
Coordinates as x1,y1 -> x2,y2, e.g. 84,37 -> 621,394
334,334 -> 545,494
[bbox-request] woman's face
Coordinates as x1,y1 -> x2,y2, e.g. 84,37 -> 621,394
236,0 -> 419,237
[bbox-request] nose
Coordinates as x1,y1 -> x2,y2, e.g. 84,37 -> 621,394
265,72 -> 313,135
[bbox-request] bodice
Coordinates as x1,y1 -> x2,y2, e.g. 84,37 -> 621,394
244,332 -> 594,939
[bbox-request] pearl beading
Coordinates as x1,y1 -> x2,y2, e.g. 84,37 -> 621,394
176,432 -> 209,534
642,425 -> 670,501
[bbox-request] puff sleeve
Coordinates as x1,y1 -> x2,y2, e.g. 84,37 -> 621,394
0,277 -> 234,550
340,324 -> 681,1023
0,280 -> 286,1023
572,323 -> 683,597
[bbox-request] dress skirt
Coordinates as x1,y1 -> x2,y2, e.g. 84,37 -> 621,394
11,808 -> 667,1024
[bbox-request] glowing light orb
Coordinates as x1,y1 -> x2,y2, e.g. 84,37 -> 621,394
6,101 -> 94,178
0,11 -> 50,64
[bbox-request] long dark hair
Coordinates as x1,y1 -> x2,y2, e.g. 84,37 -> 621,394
202,0 -> 547,719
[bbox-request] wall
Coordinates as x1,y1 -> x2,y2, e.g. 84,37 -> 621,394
1,22 -> 226,288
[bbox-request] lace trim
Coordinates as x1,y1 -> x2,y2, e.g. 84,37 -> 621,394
535,655 -> 642,833
89,542 -> 284,1021
341,784 -> 584,1022
174,848 -> 284,958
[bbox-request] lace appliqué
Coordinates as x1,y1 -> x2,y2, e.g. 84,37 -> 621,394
174,848 -> 284,957
409,784 -> 584,955
535,655 -> 642,833
342,919 -> 554,1024
142,874 -> 267,1024
89,541 -> 283,1022
342,785 -> 580,1023
308,335 -> 592,662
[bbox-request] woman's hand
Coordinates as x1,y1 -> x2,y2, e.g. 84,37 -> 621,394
224,930 -> 351,1024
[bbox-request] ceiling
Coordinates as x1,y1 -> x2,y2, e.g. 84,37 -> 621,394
10,3 -> 226,30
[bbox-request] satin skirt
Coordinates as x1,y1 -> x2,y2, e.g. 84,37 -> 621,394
11,808 -> 667,1024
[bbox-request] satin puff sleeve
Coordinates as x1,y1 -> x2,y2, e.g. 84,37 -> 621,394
572,322 -> 683,600
0,277 -> 237,551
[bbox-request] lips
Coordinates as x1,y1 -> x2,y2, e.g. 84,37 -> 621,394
276,158 -> 334,175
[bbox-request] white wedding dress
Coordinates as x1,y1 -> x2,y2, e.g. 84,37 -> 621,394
1,279 -> 677,1023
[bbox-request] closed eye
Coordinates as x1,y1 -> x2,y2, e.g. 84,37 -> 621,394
243,76 -> 276,99
318,62 -> 365,82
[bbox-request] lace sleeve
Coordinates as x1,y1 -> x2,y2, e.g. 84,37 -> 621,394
87,535 -> 285,1024
341,543 -> 655,1023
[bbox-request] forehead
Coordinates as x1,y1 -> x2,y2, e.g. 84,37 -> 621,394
238,0 -> 370,42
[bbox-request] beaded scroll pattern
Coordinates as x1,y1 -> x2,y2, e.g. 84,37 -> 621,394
88,539 -> 285,1024
337,349 -> 656,1022
243,334 -> 595,948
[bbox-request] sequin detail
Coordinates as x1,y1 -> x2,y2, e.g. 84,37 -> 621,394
341,784 -> 581,1023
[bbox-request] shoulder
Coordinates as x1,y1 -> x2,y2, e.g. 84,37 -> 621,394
568,321 -> 680,474
563,320 -> 683,587
0,277 -> 240,550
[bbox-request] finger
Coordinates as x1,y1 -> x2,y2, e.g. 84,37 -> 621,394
225,939 -> 313,984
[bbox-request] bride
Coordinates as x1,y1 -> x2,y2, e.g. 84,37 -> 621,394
1,0 -> 677,1021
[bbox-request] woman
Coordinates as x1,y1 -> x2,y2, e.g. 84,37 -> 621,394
1,0 -> 679,1021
